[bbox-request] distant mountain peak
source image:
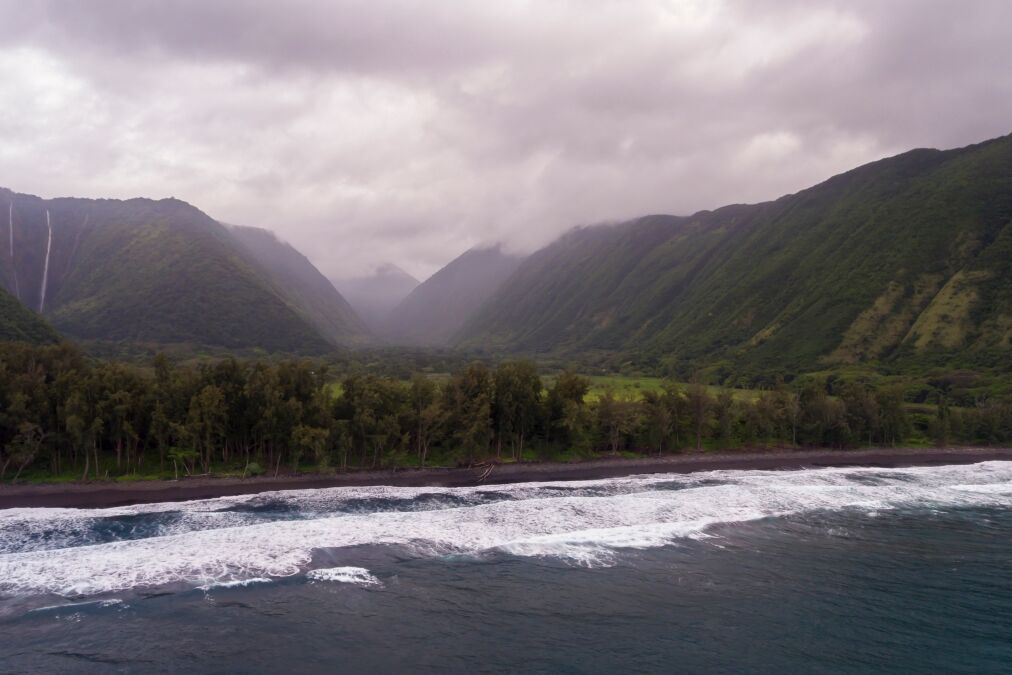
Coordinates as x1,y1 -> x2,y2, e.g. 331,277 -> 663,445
330,263 -> 421,333
372,262 -> 419,283
384,245 -> 525,346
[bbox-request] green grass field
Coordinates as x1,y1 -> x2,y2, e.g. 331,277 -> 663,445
328,373 -> 760,403
581,375 -> 664,401
577,375 -> 761,402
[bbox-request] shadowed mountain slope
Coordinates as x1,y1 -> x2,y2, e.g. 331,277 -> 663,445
228,225 -> 370,345
386,246 -> 524,346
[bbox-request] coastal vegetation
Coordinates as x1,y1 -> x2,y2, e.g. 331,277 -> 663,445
2,342 -> 1011,483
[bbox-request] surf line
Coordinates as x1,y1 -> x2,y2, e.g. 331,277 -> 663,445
39,209 -> 53,312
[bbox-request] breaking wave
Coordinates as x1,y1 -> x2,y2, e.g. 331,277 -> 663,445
198,578 -> 273,592
307,567 -> 381,586
1,462 -> 1009,598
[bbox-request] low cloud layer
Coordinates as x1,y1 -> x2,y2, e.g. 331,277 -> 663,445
1,0 -> 1009,280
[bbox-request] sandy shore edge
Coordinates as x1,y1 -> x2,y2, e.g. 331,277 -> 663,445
2,446 -> 1010,509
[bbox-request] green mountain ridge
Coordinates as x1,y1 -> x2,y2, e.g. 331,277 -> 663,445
0,189 -> 364,353
456,133 -> 1012,374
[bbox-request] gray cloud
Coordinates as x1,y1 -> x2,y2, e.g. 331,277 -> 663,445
0,0 -> 1009,280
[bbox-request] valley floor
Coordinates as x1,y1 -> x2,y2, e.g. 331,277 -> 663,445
2,446 -> 1011,510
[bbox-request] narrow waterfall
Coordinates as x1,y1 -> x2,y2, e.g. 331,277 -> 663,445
8,201 -> 19,300
39,209 -> 53,312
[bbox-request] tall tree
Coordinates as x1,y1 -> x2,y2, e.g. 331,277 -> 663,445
687,381 -> 713,451
493,360 -> 543,461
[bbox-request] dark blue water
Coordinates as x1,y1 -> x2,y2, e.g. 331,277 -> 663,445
1,463 -> 1010,673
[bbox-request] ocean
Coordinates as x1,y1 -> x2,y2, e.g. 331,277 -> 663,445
1,462 -> 1010,673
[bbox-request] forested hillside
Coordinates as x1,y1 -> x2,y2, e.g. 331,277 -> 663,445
0,286 -> 58,344
457,134 -> 1012,375
387,246 -> 524,346
0,189 -> 362,353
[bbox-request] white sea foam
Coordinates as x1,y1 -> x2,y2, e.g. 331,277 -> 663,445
198,577 -> 273,591
307,567 -> 380,585
0,462 -> 1009,597
0,506 -> 266,554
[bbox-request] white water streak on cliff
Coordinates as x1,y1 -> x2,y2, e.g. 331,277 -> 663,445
39,210 -> 52,312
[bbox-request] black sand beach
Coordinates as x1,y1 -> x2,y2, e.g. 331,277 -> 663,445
2,447 -> 1010,509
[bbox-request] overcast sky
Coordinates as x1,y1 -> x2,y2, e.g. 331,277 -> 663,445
0,1 -> 1009,281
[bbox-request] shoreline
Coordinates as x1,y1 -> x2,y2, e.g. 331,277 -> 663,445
1,446 -> 1010,510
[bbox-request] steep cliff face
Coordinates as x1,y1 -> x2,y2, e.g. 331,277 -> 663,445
456,134 -> 1012,371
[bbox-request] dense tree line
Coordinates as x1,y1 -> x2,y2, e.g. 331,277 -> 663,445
1,343 -> 1011,481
